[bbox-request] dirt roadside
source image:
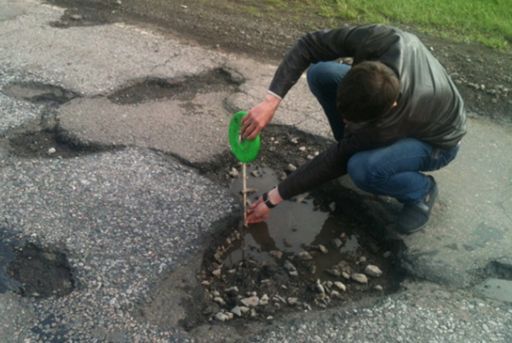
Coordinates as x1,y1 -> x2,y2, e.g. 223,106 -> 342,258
46,0 -> 511,123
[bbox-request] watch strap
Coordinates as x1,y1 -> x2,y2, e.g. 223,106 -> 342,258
262,192 -> 276,208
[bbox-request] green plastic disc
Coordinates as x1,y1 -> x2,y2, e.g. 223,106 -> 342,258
228,111 -> 261,163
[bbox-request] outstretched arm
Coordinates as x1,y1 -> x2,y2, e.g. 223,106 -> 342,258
241,25 -> 370,140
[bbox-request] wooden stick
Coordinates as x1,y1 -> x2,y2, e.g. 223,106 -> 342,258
242,163 -> 248,227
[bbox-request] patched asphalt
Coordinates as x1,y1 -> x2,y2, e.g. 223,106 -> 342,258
0,0 -> 511,341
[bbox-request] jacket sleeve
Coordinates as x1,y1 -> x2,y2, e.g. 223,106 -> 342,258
269,24 -> 398,98
277,125 -> 395,200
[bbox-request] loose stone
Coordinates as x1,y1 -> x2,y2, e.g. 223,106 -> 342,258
296,193 -> 308,203
364,264 -> 383,277
215,312 -> 231,322
251,170 -> 261,177
374,285 -> 384,291
307,154 -> 314,160
315,279 -> 325,294
260,294 -> 270,305
201,280 -> 210,287
342,272 -> 351,280
213,252 -> 223,263
287,297 -> 298,305
297,251 -> 313,260
325,268 -> 341,277
241,296 -> 259,307
330,290 -> 341,298
334,281 -> 347,292
332,238 -> 343,248
212,269 -> 222,277
270,250 -> 283,259
213,297 -> 226,306
299,146 -> 306,151
383,251 -> 392,258
273,295 -> 284,304
231,306 -> 242,317
290,137 -> 299,144
286,164 -> 297,173
336,260 -> 351,274
309,265 -> 317,274
359,256 -> 367,263
228,167 -> 239,178
239,306 -> 250,313
351,273 -> 368,284
225,286 -> 239,295
70,14 -> 82,20
212,290 -> 221,297
284,260 -> 298,276
47,147 -> 57,155
318,244 -> 328,254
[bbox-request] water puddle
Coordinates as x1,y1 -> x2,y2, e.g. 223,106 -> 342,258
225,166 -> 369,279
198,164 -> 401,323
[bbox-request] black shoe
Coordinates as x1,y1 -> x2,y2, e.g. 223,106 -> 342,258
396,176 -> 438,234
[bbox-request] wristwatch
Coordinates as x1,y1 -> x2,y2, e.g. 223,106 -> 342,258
262,192 -> 276,208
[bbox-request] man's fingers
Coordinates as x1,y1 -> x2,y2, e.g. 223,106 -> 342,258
242,113 -> 253,126
247,213 -> 268,224
244,122 -> 262,139
243,123 -> 259,140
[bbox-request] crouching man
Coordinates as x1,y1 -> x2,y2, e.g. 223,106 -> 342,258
242,24 -> 466,234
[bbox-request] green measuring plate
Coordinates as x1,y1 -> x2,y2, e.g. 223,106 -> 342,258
228,111 -> 261,163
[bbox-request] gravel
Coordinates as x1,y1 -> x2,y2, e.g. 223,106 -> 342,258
248,282 -> 512,342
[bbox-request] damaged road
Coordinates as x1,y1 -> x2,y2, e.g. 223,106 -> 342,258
0,0 -> 511,341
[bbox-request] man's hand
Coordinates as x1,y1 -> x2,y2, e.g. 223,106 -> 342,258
246,197 -> 270,224
241,93 -> 281,140
246,188 -> 283,224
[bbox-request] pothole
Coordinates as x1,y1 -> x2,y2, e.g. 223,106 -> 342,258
3,242 -> 74,298
196,165 -> 403,324
146,126 -> 406,331
1,82 -> 77,105
107,68 -> 242,105
474,258 -> 512,303
7,130 -> 112,159
0,240 -> 19,294
47,0 -> 119,28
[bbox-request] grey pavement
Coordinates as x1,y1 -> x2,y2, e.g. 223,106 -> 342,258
0,148 -> 238,341
0,0 -> 511,341
248,281 -> 512,343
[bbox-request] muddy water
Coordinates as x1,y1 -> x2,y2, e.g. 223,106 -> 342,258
227,166 -> 378,280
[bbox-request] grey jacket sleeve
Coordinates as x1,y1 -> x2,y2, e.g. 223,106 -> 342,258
277,124 -> 395,200
268,24 -> 397,98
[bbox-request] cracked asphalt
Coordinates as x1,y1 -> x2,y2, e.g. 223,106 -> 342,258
0,0 -> 511,341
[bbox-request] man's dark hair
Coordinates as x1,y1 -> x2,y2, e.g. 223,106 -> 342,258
336,61 -> 400,122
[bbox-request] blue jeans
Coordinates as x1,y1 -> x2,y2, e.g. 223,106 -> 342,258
307,62 -> 459,203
